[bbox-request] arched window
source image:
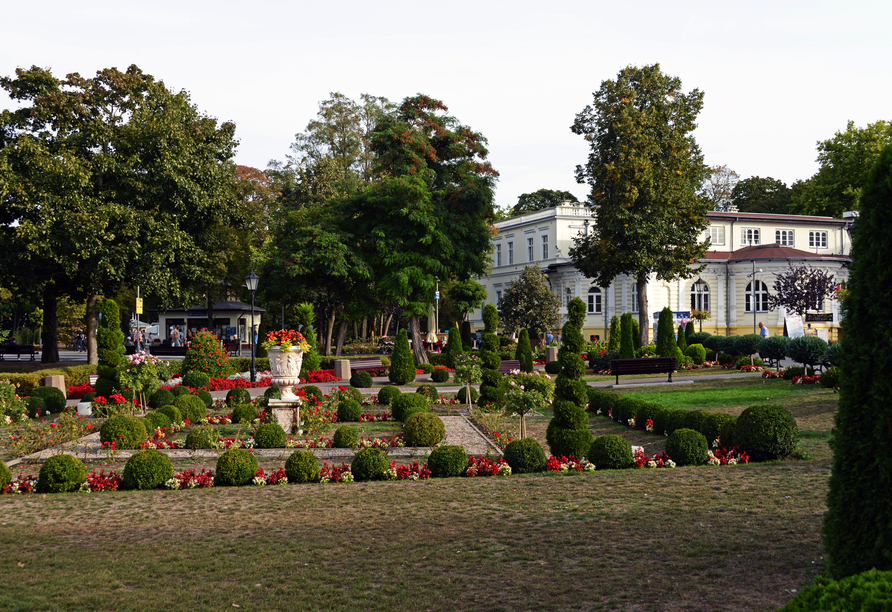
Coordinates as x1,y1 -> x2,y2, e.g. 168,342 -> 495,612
691,281 -> 710,312
746,280 -> 770,312
587,287 -> 602,314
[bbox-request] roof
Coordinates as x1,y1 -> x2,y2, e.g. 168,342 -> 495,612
161,300 -> 267,314
707,211 -> 848,226
702,243 -> 850,262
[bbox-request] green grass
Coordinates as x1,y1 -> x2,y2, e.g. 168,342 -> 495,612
615,378 -> 824,410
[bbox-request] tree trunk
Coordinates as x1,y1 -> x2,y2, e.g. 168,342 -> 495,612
352,321 -> 358,344
335,320 -> 348,356
383,313 -> 393,338
637,273 -> 649,347
86,294 -> 99,365
410,312 -> 429,364
40,283 -> 60,363
361,317 -> 368,341
324,311 -> 335,356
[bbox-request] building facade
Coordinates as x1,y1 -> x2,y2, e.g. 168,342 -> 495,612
473,204 -> 851,343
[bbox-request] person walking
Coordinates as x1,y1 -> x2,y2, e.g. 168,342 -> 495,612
758,322 -> 769,338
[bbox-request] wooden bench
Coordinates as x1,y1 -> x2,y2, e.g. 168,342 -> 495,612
610,357 -> 676,385
224,339 -> 240,357
150,345 -> 188,357
349,358 -> 385,373
498,360 -> 521,374
0,344 -> 38,361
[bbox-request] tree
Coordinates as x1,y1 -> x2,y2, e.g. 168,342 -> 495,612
767,264 -> 837,318
509,189 -> 578,217
793,120 -> 892,218
515,328 -> 534,373
447,279 -> 487,322
607,315 -> 620,352
388,329 -> 416,385
497,265 -> 561,338
478,304 -> 504,407
823,144 -> 892,579
676,324 -> 687,352
0,65 -> 243,363
444,322 -> 463,369
95,299 -> 125,397
570,64 -> 710,347
656,307 -> 676,358
619,313 -> 635,358
701,165 -> 740,210
731,176 -> 792,214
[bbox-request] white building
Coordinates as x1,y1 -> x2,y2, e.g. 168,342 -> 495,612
472,204 -> 851,343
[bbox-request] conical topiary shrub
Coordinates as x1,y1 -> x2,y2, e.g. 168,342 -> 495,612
445,322 -> 463,369
619,313 -> 635,359
388,329 -> 416,385
461,321 -> 473,350
676,324 -> 688,353
95,299 -> 125,397
516,328 -> 533,373
607,314 -> 620,353
656,307 -> 676,358
478,304 -> 504,408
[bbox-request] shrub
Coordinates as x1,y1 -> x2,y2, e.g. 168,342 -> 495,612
503,438 -> 547,474
157,404 -> 182,425
303,385 -> 323,403
264,385 -> 282,400
825,342 -> 842,367
544,360 -> 561,374
182,370 -> 210,390
171,385 -> 192,397
122,449 -> 174,490
284,450 -> 320,483
665,410 -> 689,436
174,394 -> 207,424
29,386 -> 66,414
456,385 -> 479,405
736,355 -> 764,368
612,396 -> 643,426
332,426 -> 360,448
231,403 -> 257,424
350,371 -> 374,388
403,412 -> 445,447
95,298 -> 125,397
619,313 -> 635,358
686,332 -> 711,346
338,386 -> 362,403
215,449 -> 258,486
254,423 -> 287,448
685,343 -> 706,365
545,424 -> 594,459
100,414 -> 148,449
820,366 -> 841,389
758,335 -> 790,366
635,401 -> 662,431
377,386 -> 401,406
337,398 -> 362,422
635,344 -> 656,358
226,388 -> 251,406
427,445 -> 468,478
185,426 -> 220,449
787,335 -> 829,367
388,329 -> 416,385
37,454 -> 87,493
782,366 -> 811,380
651,408 -> 674,436
587,434 -> 633,469
589,350 -> 617,372
665,429 -> 709,466
351,448 -> 389,481
418,362 -> 435,374
392,393 -> 429,422
656,307 -> 676,357
586,388 -> 617,416
430,368 -> 450,383
717,352 -> 735,366
149,388 -> 175,409
676,323 -> 687,353
144,411 -> 172,432
415,384 -> 438,399
704,412 -> 737,448
0,460 -> 10,489
195,388 -> 213,408
777,568 -> 892,611
26,396 -> 46,419
682,410 -> 711,435
735,404 -> 799,461
183,330 -> 233,378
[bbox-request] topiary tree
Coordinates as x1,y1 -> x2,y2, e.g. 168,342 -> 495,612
685,320 -> 695,339
619,313 -> 635,359
607,314 -> 621,352
215,448 -> 258,486
734,404 -> 799,461
349,371 -> 373,388
656,307 -> 676,358
787,335 -> 829,369
95,298 -> 125,397
100,414 -> 148,449
254,423 -> 287,448
665,428 -> 708,466
225,387 -> 251,407
391,393 -> 429,422
182,330 -> 232,378
587,434 -> 633,469
403,412 -> 445,447
231,403 -> 257,424
351,447 -> 389,481
631,317 -> 641,349
174,394 -> 206,424
377,386 -> 401,406
479,304 -> 504,408
332,426 -> 360,448
758,335 -> 790,370
460,321 -> 473,350
337,398 -> 362,422
515,328 -> 533,373
388,329 -> 416,385
676,324 -> 688,353
150,388 -> 175,409
182,370 -> 210,390
445,322 -> 463,369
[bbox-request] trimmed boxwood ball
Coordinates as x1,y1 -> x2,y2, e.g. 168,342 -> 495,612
302,385 -> 323,403
26,396 -> 46,419
37,454 -> 87,493
350,371 -> 374,388
704,412 -> 736,448
285,450 -> 320,483
332,426 -> 360,448
588,435 -> 634,470
545,424 -> 594,459
171,385 -> 192,397
122,449 -> 173,490
418,362 -> 435,374
182,370 -> 210,389
185,426 -> 220,449
157,404 -> 182,425
430,368 -> 450,383
174,394 -> 207,423
735,404 -> 800,461
503,438 -> 547,474
544,360 -> 561,375
144,411 -> 172,432
0,459 -> 11,489
456,385 -> 479,405
427,445 -> 468,478
415,384 -> 438,399
264,385 -> 282,400
403,412 -> 445,447
665,428 -> 709,466
226,387 -> 251,406
377,386 -> 401,405
100,414 -> 148,449
391,393 -> 429,422
254,422 -> 287,448
215,448 -> 258,486
195,388 -> 213,408
351,447 -> 389,481
30,386 -> 66,414
337,398 -> 362,422
683,410 -> 711,436
776,568 -> 892,612
149,388 -> 175,409
231,403 -> 257,424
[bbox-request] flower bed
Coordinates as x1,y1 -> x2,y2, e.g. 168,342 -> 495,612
791,375 -> 820,385
546,455 -> 595,472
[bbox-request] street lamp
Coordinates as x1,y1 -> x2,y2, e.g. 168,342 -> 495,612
747,264 -> 763,335
693,276 -> 705,332
245,271 -> 260,382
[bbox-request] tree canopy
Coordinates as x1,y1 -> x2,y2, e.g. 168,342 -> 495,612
767,264 -> 837,318
731,176 -> 792,214
497,265 -> 560,338
569,63 -> 710,346
701,165 -> 740,210
447,279 -> 487,321
509,188 -> 578,217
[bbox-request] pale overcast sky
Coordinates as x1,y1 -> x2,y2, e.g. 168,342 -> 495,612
2,1 -> 890,210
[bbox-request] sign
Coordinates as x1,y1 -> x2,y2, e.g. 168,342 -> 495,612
188,310 -> 207,318
784,314 -> 805,338
652,311 -> 691,324
227,327 -> 237,337
135,298 -> 143,315
805,313 -> 833,322
435,291 -> 440,300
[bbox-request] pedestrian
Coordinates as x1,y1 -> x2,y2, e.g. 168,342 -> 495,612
758,322 -> 769,338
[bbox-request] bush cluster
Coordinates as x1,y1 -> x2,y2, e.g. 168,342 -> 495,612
403,412 -> 445,447
37,454 -> 87,493
215,449 -> 258,486
427,445 -> 468,478
122,449 -> 173,490
285,450 -> 320,483
503,438 -> 547,473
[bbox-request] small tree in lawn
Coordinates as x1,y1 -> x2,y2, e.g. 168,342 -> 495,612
454,354 -> 482,411
619,313 -> 635,358
768,263 -> 838,319
388,329 -> 416,385
95,299 -> 125,397
497,265 -> 561,339
656,307 -> 676,358
444,323 -> 463,369
515,329 -> 534,373
607,315 -> 621,352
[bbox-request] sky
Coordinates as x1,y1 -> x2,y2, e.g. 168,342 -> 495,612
2,0 -> 890,210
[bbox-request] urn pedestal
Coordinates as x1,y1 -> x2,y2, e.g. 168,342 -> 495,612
267,345 -> 305,433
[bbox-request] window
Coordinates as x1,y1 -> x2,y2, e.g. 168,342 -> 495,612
809,231 -> 828,248
495,244 -> 501,267
541,234 -> 549,260
587,287 -> 602,314
745,280 -> 770,312
565,287 -> 572,307
776,230 -> 794,246
709,226 -> 725,246
507,241 -> 513,265
527,237 -> 534,262
741,228 -> 760,245
496,290 -> 502,304
631,283 -> 639,313
690,282 -> 710,312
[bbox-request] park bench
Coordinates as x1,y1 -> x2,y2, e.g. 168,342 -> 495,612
349,358 -> 385,373
498,360 -> 521,374
224,339 -> 240,357
150,345 -> 188,357
0,344 -> 38,361
610,357 -> 676,385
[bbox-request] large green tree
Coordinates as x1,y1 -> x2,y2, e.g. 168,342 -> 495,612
447,279 -> 487,322
509,188 -> 578,217
570,64 -> 710,346
731,176 -> 792,214
792,120 -> 892,218
0,65 -> 243,363
497,265 -> 561,339
700,165 -> 740,211
822,144 -> 892,578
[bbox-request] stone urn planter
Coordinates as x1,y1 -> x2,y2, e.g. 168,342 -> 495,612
267,346 -> 304,400
76,401 -> 92,417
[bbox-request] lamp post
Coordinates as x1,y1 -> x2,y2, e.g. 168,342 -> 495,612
245,271 -> 260,383
693,276 -> 705,332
